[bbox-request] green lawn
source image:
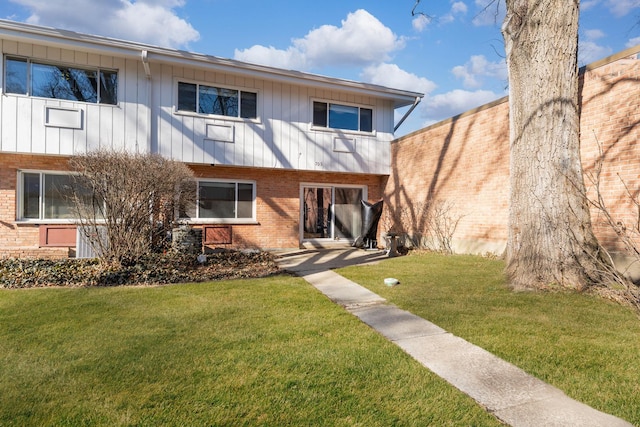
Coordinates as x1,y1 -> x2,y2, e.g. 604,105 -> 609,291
337,251 -> 640,426
0,276 -> 501,426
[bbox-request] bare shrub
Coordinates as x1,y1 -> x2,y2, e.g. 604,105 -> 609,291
582,141 -> 640,310
383,199 -> 464,254
68,150 -> 195,265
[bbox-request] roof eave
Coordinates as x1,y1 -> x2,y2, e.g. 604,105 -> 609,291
0,19 -> 424,107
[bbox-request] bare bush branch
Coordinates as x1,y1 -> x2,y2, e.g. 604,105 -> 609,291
383,199 -> 464,254
581,136 -> 640,311
68,150 -> 195,266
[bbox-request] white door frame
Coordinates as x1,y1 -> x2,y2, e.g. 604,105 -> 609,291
299,182 -> 367,244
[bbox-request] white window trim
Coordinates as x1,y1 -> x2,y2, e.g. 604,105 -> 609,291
173,77 -> 261,124
181,178 -> 258,224
3,55 -> 120,107
309,98 -> 376,136
16,170 -> 80,224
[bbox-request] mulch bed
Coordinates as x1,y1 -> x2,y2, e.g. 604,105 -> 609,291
0,251 -> 282,288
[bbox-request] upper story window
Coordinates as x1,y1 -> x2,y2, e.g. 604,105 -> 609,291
180,180 -> 256,222
177,81 -> 257,119
18,171 -> 96,221
4,56 -> 118,105
313,101 -> 373,133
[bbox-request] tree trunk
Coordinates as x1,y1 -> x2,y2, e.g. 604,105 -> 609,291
502,0 -> 606,290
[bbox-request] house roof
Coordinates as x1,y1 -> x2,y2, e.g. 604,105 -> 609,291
0,19 -> 423,109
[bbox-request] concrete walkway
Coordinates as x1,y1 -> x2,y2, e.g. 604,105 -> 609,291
274,248 -> 633,427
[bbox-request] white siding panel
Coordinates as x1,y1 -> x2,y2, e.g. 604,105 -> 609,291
30,44 -> 45,61
99,106 -> 114,151
44,118 -> 60,154
60,48 -> 74,63
182,116 -> 196,163
73,110 -> 87,153
157,64 -> 174,159
59,127 -> 74,155
46,46 -> 61,62
122,58 -> 140,152
202,139 -> 214,165
31,99 -> 46,153
16,98 -> 33,153
85,105 -> 101,151
1,38 -> 396,173
0,96 -> 10,151
18,41 -> 34,57
3,39 -> 18,54
256,81 -> 271,168
1,97 -> 17,152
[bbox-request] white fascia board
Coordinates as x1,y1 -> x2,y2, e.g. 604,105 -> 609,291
0,19 -> 423,108
0,20 -> 142,59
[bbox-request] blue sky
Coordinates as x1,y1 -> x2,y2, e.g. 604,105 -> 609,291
2,0 -> 640,136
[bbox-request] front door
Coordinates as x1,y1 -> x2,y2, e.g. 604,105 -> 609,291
301,185 -> 364,242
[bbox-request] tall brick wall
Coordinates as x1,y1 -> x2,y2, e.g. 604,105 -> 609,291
580,56 -> 640,252
387,50 -> 640,257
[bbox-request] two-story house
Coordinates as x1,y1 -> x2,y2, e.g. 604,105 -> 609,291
0,20 -> 422,258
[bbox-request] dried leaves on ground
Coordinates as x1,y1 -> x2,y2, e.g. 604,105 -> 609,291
0,251 -> 282,288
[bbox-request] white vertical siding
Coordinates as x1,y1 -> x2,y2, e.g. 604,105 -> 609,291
1,40 -> 147,156
2,37 -> 396,175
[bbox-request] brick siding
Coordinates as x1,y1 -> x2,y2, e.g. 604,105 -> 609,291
0,153 -> 383,257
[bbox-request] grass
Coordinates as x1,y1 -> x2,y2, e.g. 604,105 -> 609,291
0,275 -> 502,426
337,251 -> 640,426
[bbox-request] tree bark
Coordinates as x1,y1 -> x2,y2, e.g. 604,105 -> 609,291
502,0 -> 606,290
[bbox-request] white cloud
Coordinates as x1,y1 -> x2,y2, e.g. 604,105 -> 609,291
584,29 -> 606,40
422,89 -> 504,123
606,0 -> 640,17
578,28 -> 612,65
451,1 -> 469,14
578,40 -> 613,65
473,0 -> 505,26
361,63 -> 437,94
9,0 -> 199,48
627,36 -> 640,48
235,9 -> 404,71
440,1 -> 468,24
231,45 -> 307,70
412,14 -> 431,32
581,0 -> 600,11
417,1 -> 467,27
452,55 -> 507,89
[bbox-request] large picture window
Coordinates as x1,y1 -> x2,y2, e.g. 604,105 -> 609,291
4,56 -> 118,105
313,101 -> 373,132
181,180 -> 256,221
177,82 -> 257,119
18,171 -> 95,221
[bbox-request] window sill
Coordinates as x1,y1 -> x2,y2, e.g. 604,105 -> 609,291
3,92 -> 120,108
173,110 -> 261,125
15,219 -> 107,225
15,219 -> 78,225
309,126 -> 376,137
178,219 -> 258,225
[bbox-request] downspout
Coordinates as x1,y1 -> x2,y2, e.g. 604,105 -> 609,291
394,96 -> 422,133
141,50 -> 152,154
